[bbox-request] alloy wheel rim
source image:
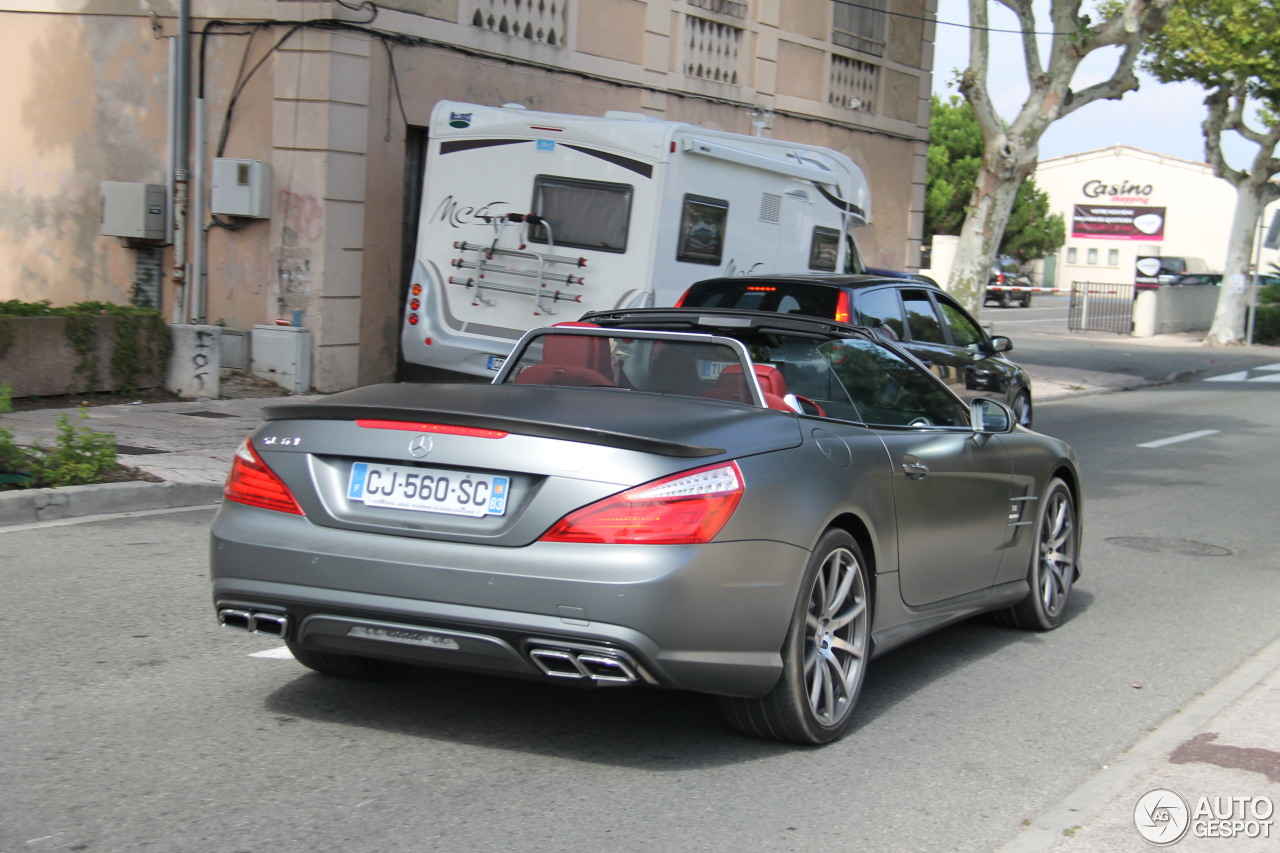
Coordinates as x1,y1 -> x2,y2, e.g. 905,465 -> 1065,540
803,546 -> 868,726
1039,491 -> 1076,617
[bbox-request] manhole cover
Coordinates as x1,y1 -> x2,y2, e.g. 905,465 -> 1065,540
1106,537 -> 1232,557
114,445 -> 169,455
175,410 -> 238,419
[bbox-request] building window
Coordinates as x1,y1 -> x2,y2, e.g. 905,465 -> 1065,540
1108,248 -> 1120,266
687,0 -> 747,20
833,0 -> 886,57
469,0 -> 566,46
1067,247 -> 1078,264
1087,248 -> 1099,265
829,55 -> 878,112
685,16 -> 743,84
677,195 -> 728,265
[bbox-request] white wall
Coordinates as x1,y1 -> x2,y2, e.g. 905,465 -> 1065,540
1035,145 -> 1280,288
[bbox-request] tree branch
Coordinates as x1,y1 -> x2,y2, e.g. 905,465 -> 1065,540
1058,39 -> 1143,119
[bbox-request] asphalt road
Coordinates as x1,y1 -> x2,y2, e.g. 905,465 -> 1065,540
2,369 -> 1278,853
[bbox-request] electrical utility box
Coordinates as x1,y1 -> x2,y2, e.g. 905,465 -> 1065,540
211,158 -> 272,218
100,182 -> 166,241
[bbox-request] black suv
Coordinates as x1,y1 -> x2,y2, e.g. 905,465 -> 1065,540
677,274 -> 1034,426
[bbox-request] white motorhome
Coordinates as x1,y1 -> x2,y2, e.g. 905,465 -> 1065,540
402,101 -> 871,376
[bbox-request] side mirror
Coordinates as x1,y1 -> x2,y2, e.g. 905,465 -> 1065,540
989,335 -> 1014,354
971,398 -> 1015,441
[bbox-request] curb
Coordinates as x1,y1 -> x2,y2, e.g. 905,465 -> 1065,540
0,481 -> 223,527
995,632 -> 1280,852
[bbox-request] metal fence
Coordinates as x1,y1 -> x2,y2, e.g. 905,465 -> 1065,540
1068,281 -> 1136,334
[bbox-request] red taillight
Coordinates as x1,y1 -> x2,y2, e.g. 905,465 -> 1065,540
409,298 -> 421,310
540,462 -> 744,545
835,290 -> 853,324
407,314 -> 419,325
996,272 -> 1005,285
223,438 -> 304,515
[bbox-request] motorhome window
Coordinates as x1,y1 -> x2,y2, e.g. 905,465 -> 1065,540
809,228 -> 840,271
528,176 -> 632,253
677,195 -> 729,265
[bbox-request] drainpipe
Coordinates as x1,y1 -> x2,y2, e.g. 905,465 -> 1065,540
171,0 -> 191,323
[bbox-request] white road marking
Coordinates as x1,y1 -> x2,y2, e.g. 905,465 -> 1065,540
1205,363 -> 1280,382
250,646 -> 295,660
1137,430 -> 1220,449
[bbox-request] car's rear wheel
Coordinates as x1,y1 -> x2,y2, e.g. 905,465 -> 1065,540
1020,291 -> 1033,308
286,640 -> 412,680
993,477 -> 1077,630
719,530 -> 871,744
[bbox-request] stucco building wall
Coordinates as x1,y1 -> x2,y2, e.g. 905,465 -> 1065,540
1,0 -> 936,391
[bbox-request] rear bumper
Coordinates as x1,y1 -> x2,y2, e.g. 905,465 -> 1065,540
210,502 -> 808,697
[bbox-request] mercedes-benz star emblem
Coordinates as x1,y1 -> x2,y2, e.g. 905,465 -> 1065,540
408,434 -> 433,458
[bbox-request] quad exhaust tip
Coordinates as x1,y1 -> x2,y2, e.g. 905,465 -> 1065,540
528,646 -> 640,684
219,608 -> 288,638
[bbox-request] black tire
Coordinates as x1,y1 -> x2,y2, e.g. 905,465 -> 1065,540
992,477 -> 1078,630
286,640 -> 412,680
719,530 -> 872,744
1020,292 -> 1033,308
1011,391 -> 1033,428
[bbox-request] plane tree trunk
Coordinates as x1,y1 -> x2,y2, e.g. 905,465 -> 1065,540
948,0 -> 1173,312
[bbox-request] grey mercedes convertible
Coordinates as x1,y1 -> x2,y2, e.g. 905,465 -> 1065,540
210,308 -> 1081,744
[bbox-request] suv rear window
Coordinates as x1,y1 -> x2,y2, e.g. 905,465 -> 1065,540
680,281 -> 839,318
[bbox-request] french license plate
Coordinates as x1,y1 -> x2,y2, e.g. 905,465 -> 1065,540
347,462 -> 510,517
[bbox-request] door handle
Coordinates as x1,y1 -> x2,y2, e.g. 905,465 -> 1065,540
902,461 -> 928,480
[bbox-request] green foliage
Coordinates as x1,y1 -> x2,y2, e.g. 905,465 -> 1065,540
1144,1 -> 1280,106
1259,282 -> 1280,306
0,299 -> 170,393
1253,305 -> 1280,345
1,379 -> 122,490
26,408 -> 119,488
925,96 -> 1065,263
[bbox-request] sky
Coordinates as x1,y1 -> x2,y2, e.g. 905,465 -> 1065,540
928,3 -> 1242,167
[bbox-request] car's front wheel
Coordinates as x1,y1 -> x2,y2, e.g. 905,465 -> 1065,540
993,477 -> 1078,630
719,530 -> 871,744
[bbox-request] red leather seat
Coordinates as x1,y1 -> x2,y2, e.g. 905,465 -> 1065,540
514,329 -> 616,387
702,364 -> 793,411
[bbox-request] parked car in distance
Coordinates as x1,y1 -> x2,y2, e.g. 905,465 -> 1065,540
210,308 -> 1081,745
985,256 -> 1034,308
1167,273 -> 1222,286
677,273 -> 1035,426
1168,273 -> 1280,288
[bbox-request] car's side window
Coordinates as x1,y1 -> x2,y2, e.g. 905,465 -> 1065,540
854,288 -> 906,341
901,291 -> 946,344
819,338 -> 966,427
935,296 -> 986,349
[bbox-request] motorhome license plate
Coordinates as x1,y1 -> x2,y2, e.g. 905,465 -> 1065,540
347,462 -> 510,517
